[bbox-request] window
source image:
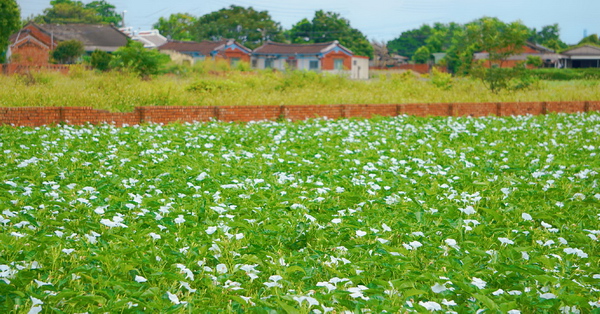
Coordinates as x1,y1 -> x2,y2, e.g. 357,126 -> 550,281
230,58 -> 240,66
265,59 -> 274,68
309,60 -> 319,70
251,59 -> 257,68
285,59 -> 297,69
334,58 -> 345,70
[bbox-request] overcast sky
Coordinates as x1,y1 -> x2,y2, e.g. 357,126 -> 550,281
18,0 -> 600,45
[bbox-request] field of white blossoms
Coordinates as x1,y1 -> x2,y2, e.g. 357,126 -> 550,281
1,113 -> 599,313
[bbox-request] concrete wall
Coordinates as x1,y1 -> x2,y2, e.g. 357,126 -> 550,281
1,101 -> 598,127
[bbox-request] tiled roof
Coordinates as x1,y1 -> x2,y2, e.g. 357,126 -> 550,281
158,40 -> 251,55
562,45 -> 600,56
253,41 -> 352,55
39,23 -> 129,51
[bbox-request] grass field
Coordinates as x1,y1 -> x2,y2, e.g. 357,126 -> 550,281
1,113 -> 599,313
1,68 -> 600,112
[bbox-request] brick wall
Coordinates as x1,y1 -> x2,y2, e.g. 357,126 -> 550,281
1,64 -> 71,75
1,101 -> 598,127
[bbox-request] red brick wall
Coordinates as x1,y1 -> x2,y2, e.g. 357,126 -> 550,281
0,101 -> 598,127
2,64 -> 71,75
11,42 -> 50,65
322,52 -> 352,70
224,49 -> 251,64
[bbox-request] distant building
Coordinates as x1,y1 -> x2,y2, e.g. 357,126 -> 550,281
251,41 -> 368,79
7,22 -> 128,64
158,40 -> 251,66
131,30 -> 168,49
474,42 -> 564,68
560,45 -> 600,68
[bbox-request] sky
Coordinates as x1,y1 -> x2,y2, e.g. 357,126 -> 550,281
18,0 -> 600,45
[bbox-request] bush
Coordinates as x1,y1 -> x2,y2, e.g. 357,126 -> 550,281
431,67 -> 453,90
51,40 -> 84,64
90,50 -> 112,71
110,41 -> 170,79
527,68 -> 600,80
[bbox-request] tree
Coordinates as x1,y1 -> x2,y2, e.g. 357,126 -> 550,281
387,25 -> 432,59
1,0 -> 21,63
90,49 -> 111,71
34,0 -> 121,25
287,11 -> 373,58
51,39 -> 84,64
190,6 -> 284,49
529,24 -> 567,51
153,13 -> 196,41
578,34 -> 600,46
110,41 -> 170,78
412,46 -> 431,64
85,1 -> 122,25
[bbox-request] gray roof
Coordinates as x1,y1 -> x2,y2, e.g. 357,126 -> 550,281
561,45 -> 600,56
253,41 -> 353,55
39,24 -> 129,52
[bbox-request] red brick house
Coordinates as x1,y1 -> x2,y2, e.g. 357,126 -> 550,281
251,41 -> 353,71
7,22 -> 129,65
158,40 -> 251,66
474,42 -> 565,68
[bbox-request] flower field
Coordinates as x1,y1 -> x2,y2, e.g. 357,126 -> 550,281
1,113 -> 599,313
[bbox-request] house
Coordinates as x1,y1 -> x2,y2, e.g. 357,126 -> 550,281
130,30 -> 168,49
560,45 -> 600,68
157,40 -> 251,66
474,42 -> 565,68
7,22 -> 129,65
251,41 -> 353,72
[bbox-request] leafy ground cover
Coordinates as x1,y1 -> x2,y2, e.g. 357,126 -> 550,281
1,113 -> 599,313
1,69 -> 600,112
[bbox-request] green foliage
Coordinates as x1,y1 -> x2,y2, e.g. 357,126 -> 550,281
89,49 -> 111,71
471,64 -> 538,93
526,55 -> 543,68
153,13 -> 195,41
51,39 -> 84,64
578,34 -> 600,46
190,5 -> 284,49
0,0 -> 21,63
287,10 -> 374,58
110,41 -> 170,78
1,113 -> 599,312
33,0 -> 121,25
430,67 -> 453,90
528,24 -> 567,51
387,24 -> 432,59
412,46 -> 431,64
527,68 -> 600,80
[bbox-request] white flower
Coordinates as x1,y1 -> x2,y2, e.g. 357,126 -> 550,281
206,226 -> 217,234
356,230 -> 367,237
445,238 -> 460,250
61,249 -> 75,255
564,248 -> 588,258
418,301 -> 442,311
492,289 -> 504,296
521,213 -> 532,221
293,296 -> 319,307
216,263 -> 228,274
442,299 -> 457,306
174,215 -> 185,224
541,221 -> 553,228
382,223 -> 392,232
167,291 -> 186,305
331,218 -> 342,224
134,275 -> 147,283
498,237 -> 514,245
521,251 -> 530,260
507,310 -> 521,314
431,283 -> 447,293
148,232 -> 161,240
471,277 -> 487,289
539,292 -> 557,299
28,296 -> 43,314
459,206 -> 476,215
572,193 -> 585,201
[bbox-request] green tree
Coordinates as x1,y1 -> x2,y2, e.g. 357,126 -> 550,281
287,10 -> 373,58
578,34 -> 600,46
89,49 -> 111,71
529,24 -> 567,51
51,39 -> 84,64
34,0 -> 121,25
85,1 -> 122,25
412,46 -> 431,64
190,6 -> 284,49
153,13 -> 196,41
387,25 -> 432,58
110,41 -> 170,78
1,0 -> 21,63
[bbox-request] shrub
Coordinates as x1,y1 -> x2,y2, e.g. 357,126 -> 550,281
110,41 -> 170,79
51,40 -> 84,64
431,67 -> 453,90
90,50 -> 112,71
